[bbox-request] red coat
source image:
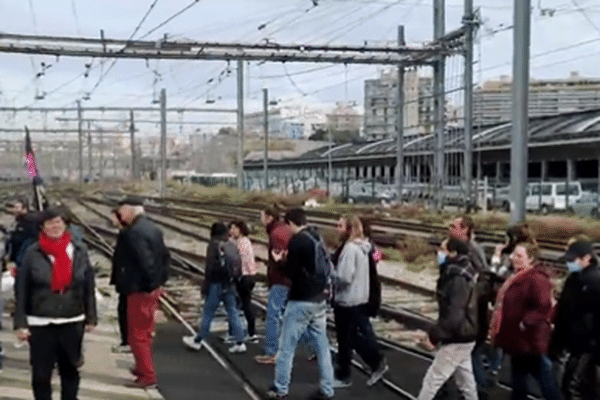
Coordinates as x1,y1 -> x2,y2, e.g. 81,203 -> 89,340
494,267 -> 554,356
266,220 -> 292,287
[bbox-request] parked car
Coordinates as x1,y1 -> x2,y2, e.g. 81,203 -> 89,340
568,191 -> 600,218
525,182 -> 584,214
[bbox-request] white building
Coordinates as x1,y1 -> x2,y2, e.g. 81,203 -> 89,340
474,72 -> 600,126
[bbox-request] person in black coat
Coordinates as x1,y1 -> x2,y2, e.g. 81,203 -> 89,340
109,208 -> 130,354
417,237 -> 479,400
114,196 -> 169,388
14,207 -> 97,400
549,240 -> 600,400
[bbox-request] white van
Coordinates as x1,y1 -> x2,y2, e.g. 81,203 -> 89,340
525,182 -> 583,213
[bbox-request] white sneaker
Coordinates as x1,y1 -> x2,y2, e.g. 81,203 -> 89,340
182,336 -> 203,351
228,343 -> 247,353
366,361 -> 389,386
247,334 -> 259,343
221,334 -> 235,344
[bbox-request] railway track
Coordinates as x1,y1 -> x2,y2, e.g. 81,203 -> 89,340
86,193 -> 570,279
65,200 -> 424,399
67,197 -> 438,334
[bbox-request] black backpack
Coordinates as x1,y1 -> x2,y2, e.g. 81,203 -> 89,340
302,231 -> 334,301
218,240 -> 242,284
365,247 -> 382,317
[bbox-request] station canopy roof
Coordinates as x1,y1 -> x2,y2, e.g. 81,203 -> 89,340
249,108 -> 600,165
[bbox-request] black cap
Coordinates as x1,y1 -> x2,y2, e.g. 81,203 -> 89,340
39,207 -> 64,224
118,196 -> 145,206
564,240 -> 595,262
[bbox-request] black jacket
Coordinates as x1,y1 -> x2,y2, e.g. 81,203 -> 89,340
110,230 -> 126,293
281,226 -> 325,303
116,216 -> 170,294
550,260 -> 600,364
13,240 -> 97,329
429,255 -> 479,345
5,213 -> 40,268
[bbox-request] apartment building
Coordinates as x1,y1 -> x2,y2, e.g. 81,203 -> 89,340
474,71 -> 600,126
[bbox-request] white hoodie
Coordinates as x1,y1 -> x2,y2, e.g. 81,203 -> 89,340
334,238 -> 372,307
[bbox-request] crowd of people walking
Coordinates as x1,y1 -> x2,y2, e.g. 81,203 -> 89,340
2,194 -> 600,400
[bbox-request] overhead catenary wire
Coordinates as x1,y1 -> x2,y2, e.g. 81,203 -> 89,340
570,0 -> 600,36
139,0 -> 203,40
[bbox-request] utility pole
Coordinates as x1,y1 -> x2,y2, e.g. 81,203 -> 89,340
77,100 -> 83,190
87,121 -> 92,179
510,0 -> 530,223
396,25 -> 405,203
237,60 -> 244,191
464,0 -> 474,210
99,127 -> 104,180
433,0 -> 446,209
130,110 -> 137,180
159,88 -> 167,197
263,88 -> 269,191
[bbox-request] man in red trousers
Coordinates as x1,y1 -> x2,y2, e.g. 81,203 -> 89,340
115,196 -> 170,388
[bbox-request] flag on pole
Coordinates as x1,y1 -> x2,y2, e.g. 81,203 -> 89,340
24,126 -> 39,179
24,126 -> 45,211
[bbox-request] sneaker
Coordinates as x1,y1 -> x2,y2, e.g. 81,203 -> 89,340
229,343 -> 247,353
307,389 -> 334,399
366,360 -> 389,386
221,334 -> 236,344
332,378 -> 352,388
111,344 -> 131,354
266,386 -> 287,399
183,336 -> 203,351
247,334 -> 260,343
255,354 -> 276,365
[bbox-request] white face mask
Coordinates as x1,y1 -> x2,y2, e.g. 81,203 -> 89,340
566,261 -> 582,273
437,251 -> 447,266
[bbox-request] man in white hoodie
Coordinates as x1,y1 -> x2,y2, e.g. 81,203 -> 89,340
332,215 -> 388,388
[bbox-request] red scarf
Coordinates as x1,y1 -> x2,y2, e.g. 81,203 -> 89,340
38,231 -> 73,293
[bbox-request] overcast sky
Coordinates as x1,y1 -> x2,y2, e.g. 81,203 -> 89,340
0,0 -> 599,136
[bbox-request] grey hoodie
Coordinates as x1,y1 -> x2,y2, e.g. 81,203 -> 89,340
334,239 -> 372,307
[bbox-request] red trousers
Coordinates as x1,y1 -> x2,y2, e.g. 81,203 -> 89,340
127,289 -> 161,383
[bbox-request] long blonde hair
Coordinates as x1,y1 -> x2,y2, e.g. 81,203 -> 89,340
346,215 -> 365,241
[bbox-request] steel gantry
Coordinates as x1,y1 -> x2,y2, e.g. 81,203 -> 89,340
0,32 -> 465,66
0,21 -> 472,200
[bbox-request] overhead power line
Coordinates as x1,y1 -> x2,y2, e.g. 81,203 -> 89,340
88,0 -> 163,97
139,0 -> 203,40
570,0 -> 600,36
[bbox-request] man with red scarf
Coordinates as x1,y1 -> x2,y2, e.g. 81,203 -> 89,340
114,196 -> 170,388
14,207 -> 97,400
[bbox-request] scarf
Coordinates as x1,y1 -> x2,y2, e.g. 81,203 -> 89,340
38,231 -> 73,293
488,268 -> 529,343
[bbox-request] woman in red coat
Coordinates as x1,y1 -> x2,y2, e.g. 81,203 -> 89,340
490,242 -> 562,400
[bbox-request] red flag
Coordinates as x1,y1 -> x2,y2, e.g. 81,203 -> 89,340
24,126 -> 39,179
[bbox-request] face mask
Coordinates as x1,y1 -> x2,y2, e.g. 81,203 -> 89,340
566,261 -> 582,273
437,251 -> 447,266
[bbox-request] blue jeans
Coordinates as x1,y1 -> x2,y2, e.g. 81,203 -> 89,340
195,283 -> 245,344
511,354 -> 563,400
472,342 -> 487,388
264,284 -> 290,356
273,300 -> 334,397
